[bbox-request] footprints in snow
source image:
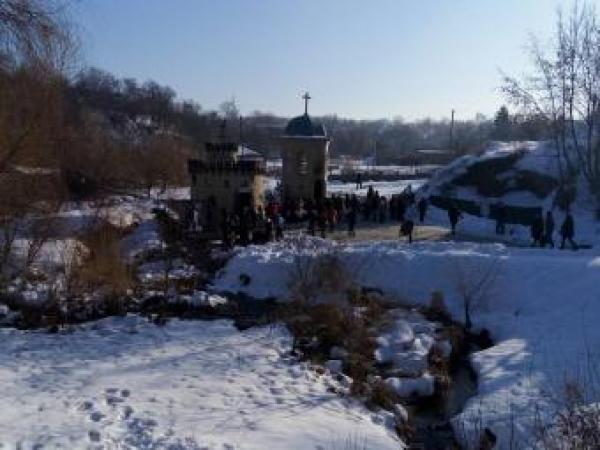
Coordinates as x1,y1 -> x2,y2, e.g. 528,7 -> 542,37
81,387 -> 136,443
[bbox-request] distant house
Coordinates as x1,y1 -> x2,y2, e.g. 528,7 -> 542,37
415,149 -> 454,165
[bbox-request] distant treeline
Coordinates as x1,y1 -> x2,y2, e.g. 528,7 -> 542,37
70,68 -> 552,165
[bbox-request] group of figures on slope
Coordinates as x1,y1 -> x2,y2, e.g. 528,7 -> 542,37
494,203 -> 578,249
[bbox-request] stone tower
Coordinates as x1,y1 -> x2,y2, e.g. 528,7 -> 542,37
281,93 -> 330,205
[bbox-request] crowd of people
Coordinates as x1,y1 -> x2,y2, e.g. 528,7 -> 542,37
295,185 -> 428,243
494,204 -> 578,250
188,184 -> 581,251
186,184 -> 429,247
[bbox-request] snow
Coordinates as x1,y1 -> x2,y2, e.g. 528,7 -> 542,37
328,179 -> 426,198
136,258 -> 198,283
120,219 -> 163,263
385,374 -> 435,397
9,238 -> 83,273
263,177 -> 426,199
214,237 -> 600,448
172,291 -> 228,307
375,313 -> 438,378
0,316 -> 401,449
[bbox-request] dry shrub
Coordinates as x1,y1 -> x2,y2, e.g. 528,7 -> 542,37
426,290 -> 450,322
286,303 -> 354,355
284,294 -> 384,395
71,224 -> 132,297
366,379 -> 400,410
535,379 -> 600,449
452,257 -> 502,329
287,252 -> 354,306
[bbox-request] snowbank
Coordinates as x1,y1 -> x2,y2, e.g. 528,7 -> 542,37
328,179 -> 426,197
214,237 -> 600,448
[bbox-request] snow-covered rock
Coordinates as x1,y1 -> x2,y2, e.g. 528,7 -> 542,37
325,359 -> 344,374
385,373 -> 435,397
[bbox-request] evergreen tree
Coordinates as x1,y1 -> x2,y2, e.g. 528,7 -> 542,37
492,105 -> 511,141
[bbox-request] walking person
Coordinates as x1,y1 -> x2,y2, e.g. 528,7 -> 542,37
379,196 -> 387,223
560,210 -> 578,250
397,196 -> 406,222
318,208 -> 328,238
448,203 -> 461,236
400,204 -> 417,244
347,206 -> 357,238
327,205 -> 338,233
307,209 -> 316,236
417,197 -> 429,223
544,210 -> 555,248
275,213 -> 284,240
530,212 -> 544,247
495,202 -> 506,235
356,172 -> 363,190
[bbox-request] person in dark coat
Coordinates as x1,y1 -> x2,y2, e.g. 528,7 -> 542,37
417,197 -> 429,223
400,220 -> 414,243
560,210 -> 577,250
530,213 -> 544,247
318,208 -> 328,238
307,209 -> 316,236
220,210 -> 232,249
544,210 -> 555,248
264,217 -> 273,242
397,196 -> 406,222
347,206 -> 357,237
448,203 -> 461,235
275,213 -> 284,240
238,208 -> 251,246
400,204 -> 417,243
495,202 -> 506,235
356,172 -> 363,190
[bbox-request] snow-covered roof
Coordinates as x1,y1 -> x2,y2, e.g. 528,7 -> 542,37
237,145 -> 264,161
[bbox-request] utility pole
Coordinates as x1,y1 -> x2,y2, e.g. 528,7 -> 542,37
449,109 -> 456,153
239,115 -> 244,156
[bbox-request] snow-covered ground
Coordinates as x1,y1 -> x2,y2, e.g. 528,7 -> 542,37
264,177 -> 426,199
0,315 -> 401,449
213,237 -> 600,448
328,179 -> 426,198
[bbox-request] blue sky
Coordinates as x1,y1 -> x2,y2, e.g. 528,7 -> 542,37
74,0 -> 571,120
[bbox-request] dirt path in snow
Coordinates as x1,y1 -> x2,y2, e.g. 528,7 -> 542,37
328,222 -> 528,247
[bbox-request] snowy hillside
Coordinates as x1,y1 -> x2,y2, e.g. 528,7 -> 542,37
214,237 -> 600,448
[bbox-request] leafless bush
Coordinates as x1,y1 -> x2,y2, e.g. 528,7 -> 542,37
534,371 -> 600,449
451,256 -> 502,329
69,224 -> 132,298
287,250 -> 355,306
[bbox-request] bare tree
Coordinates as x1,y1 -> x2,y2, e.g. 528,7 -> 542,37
452,257 -> 502,329
0,0 -> 74,284
0,0 -> 75,71
502,2 -> 600,202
